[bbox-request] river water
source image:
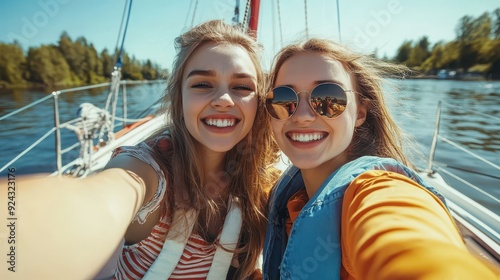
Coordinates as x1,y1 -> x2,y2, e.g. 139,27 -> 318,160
0,79 -> 498,214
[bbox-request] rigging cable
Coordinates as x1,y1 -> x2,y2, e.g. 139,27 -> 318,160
276,0 -> 283,47
304,0 -> 309,38
433,161 -> 500,180
113,0 -> 129,65
116,0 -> 133,67
336,0 -> 342,42
436,166 -> 500,204
271,0 -> 276,51
184,0 -> 194,29
191,0 -> 199,28
106,0 -> 133,140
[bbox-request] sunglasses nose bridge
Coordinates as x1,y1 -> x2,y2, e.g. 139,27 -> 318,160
292,91 -> 317,120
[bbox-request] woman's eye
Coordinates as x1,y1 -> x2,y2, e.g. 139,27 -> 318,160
191,82 -> 211,88
234,84 -> 253,91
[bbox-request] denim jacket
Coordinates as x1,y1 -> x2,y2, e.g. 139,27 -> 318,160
263,156 -> 446,280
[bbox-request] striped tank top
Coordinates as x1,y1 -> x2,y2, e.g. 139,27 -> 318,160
114,214 -> 220,279
111,138 -> 235,279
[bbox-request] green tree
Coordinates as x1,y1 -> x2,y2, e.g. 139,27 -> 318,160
100,48 -> 114,78
492,8 -> 500,38
456,15 -> 475,42
440,41 -> 461,69
457,13 -> 492,71
471,12 -> 492,40
0,43 -> 26,85
407,47 -> 427,67
421,41 -> 461,71
121,53 -> 143,80
395,41 -> 412,63
417,36 -> 430,53
85,43 -> 105,84
26,45 -> 72,86
478,39 -> 500,63
406,37 -> 431,67
141,59 -> 158,80
58,33 -> 85,84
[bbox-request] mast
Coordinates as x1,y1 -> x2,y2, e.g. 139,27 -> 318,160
248,0 -> 261,39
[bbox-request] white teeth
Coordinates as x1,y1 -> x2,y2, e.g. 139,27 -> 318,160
290,133 -> 324,142
205,118 -> 236,127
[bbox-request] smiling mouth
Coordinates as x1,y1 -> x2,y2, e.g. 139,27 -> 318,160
288,132 -> 326,143
204,118 -> 237,128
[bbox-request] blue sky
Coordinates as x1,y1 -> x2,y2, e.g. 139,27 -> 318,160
0,0 -> 497,70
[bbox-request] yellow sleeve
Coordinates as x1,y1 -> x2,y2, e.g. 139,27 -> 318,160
341,170 -> 499,280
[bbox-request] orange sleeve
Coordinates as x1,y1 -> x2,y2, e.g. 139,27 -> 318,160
341,170 -> 499,280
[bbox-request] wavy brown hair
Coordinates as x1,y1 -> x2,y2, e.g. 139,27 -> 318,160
149,20 -> 280,279
268,38 -> 414,167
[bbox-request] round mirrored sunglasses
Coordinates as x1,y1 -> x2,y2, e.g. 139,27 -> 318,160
265,82 -> 352,120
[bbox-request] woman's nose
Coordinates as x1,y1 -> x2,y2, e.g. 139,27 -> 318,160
211,88 -> 235,109
291,92 -> 316,123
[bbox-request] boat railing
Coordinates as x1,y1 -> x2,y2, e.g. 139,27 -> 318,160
0,79 -> 163,176
426,101 -> 500,202
424,101 -> 499,264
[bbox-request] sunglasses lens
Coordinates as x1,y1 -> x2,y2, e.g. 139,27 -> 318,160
310,83 -> 348,118
266,87 -> 298,119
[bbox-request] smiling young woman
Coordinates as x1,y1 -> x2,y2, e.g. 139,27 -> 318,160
0,20 -> 280,280
262,38 -> 499,279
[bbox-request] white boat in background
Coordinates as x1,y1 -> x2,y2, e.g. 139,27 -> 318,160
0,0 -> 498,274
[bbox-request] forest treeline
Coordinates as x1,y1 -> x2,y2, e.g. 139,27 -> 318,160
391,8 -> 500,79
0,32 -> 166,88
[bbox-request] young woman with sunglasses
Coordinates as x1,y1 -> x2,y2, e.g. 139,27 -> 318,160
0,20 -> 280,280
262,38 -> 498,279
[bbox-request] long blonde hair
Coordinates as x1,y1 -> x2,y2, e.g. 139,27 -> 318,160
151,20 -> 280,278
268,38 -> 413,167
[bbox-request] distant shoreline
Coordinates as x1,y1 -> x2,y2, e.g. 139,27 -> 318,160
408,75 -> 492,81
0,79 -> 166,91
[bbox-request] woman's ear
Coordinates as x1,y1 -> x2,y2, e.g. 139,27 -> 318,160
355,101 -> 367,127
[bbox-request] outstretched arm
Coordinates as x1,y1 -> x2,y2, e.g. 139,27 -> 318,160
341,170 -> 498,279
0,155 -> 157,279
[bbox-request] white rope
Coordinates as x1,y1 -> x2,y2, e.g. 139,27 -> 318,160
65,103 -> 114,171
104,68 -> 121,141
109,77 -> 120,139
60,142 -> 80,154
440,136 -> 500,171
436,166 -> 500,204
113,116 -> 148,122
0,127 -> 56,173
0,94 -> 52,121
